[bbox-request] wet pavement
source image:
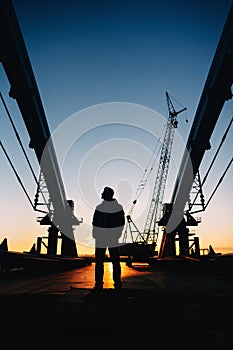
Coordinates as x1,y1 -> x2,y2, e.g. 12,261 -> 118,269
0,260 -> 233,349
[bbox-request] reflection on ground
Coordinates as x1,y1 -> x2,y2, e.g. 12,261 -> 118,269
0,260 -> 233,296
68,261 -> 152,289
0,262 -> 153,293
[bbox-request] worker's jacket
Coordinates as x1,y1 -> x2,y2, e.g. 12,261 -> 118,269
92,199 -> 125,248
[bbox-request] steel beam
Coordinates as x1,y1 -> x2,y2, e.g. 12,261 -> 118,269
0,0 -> 78,257
167,3 -> 233,234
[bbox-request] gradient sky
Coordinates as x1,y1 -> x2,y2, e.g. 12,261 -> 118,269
0,0 -> 232,255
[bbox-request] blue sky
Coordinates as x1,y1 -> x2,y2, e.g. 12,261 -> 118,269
0,0 -> 232,255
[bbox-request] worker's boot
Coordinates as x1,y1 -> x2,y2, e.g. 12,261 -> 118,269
114,281 -> 122,291
94,281 -> 103,291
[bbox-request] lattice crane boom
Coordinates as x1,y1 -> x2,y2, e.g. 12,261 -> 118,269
143,92 -> 187,244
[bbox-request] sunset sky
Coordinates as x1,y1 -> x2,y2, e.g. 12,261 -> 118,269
0,0 -> 232,256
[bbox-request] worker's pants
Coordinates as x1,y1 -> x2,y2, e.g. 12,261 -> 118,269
95,246 -> 122,288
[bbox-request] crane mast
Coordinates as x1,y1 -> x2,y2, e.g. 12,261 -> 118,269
143,92 -> 186,245
120,92 -> 187,263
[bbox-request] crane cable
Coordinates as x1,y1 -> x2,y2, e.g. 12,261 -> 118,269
204,157 -> 232,210
0,140 -> 34,209
190,117 -> 232,212
123,125 -> 166,239
168,93 -> 189,123
201,117 -> 232,187
0,92 -> 38,185
125,123 -> 166,217
126,94 -> 188,217
0,91 -> 47,213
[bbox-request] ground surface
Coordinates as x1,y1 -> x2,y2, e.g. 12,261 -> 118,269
0,256 -> 233,349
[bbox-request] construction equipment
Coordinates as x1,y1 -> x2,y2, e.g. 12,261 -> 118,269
158,2 -> 233,258
0,0 -> 232,270
121,2 -> 233,263
120,92 -> 187,263
0,0 -> 82,259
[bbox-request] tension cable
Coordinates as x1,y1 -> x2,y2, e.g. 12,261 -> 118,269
125,123 -> 166,217
0,140 -> 34,208
190,117 -> 232,210
204,157 -> 232,210
0,91 -> 38,185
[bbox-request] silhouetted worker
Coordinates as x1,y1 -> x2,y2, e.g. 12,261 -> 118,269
92,186 -> 125,291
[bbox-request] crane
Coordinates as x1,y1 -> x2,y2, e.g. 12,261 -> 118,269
122,2 -> 233,263
120,92 -> 187,263
158,2 -> 233,258
143,92 -> 186,244
0,0 -> 81,259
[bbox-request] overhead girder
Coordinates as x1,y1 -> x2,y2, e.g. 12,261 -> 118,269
0,0 -> 78,257
166,3 -> 233,236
